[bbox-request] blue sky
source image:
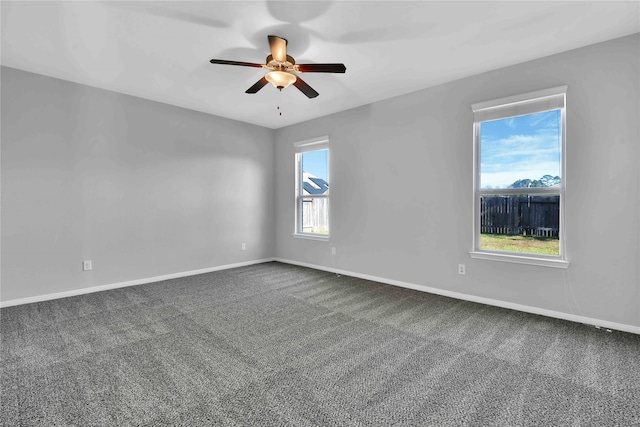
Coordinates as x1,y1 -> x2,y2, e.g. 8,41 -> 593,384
480,110 -> 561,189
302,149 -> 329,182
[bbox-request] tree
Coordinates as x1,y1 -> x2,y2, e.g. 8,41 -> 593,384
508,175 -> 560,189
509,178 -> 533,188
540,174 -> 561,187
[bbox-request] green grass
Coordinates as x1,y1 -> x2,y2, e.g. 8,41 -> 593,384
480,234 -> 559,256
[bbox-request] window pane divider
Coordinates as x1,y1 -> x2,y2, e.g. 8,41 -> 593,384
298,194 -> 329,199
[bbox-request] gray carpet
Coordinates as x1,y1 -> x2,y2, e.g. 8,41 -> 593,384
2,262 -> 639,426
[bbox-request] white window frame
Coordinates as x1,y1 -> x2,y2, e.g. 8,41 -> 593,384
294,136 -> 330,240
470,86 -> 569,268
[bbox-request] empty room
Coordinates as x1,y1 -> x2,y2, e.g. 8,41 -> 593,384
2,1 -> 639,425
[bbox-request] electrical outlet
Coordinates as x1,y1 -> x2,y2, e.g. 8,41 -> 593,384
458,264 -> 466,275
331,247 -> 336,255
83,260 -> 92,271
241,243 -> 246,251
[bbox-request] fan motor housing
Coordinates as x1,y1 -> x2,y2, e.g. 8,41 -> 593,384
266,54 -> 296,71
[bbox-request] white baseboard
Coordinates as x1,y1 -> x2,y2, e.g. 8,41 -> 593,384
273,258 -> 640,336
0,258 -> 276,308
5,257 -> 638,336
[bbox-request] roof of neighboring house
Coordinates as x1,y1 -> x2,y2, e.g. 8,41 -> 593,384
303,172 -> 329,195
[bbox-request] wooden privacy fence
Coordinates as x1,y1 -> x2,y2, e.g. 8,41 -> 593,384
480,195 -> 560,237
302,198 -> 329,233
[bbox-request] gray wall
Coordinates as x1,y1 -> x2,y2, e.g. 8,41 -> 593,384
1,67 -> 275,301
274,34 -> 640,328
3,34 -> 639,329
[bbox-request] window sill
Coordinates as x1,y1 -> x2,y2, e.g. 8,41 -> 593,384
469,251 -> 569,269
293,233 -> 330,241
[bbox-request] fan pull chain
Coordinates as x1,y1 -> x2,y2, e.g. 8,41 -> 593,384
277,89 -> 283,116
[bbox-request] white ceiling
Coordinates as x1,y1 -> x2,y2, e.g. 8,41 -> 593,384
2,1 -> 639,129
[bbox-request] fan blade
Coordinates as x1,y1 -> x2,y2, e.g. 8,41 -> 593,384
293,77 -> 319,98
210,59 -> 263,68
245,77 -> 269,94
297,63 -> 346,73
268,35 -> 288,63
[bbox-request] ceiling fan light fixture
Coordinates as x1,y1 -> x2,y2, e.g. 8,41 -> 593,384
265,71 -> 297,90
211,35 -> 344,98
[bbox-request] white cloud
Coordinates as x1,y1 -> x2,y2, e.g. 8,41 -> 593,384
480,110 -> 562,188
481,161 -> 560,188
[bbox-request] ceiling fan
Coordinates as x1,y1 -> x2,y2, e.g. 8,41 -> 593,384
209,35 -> 346,98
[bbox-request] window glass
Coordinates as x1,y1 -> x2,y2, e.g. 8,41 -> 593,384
480,110 -> 561,190
302,149 -> 329,188
300,197 -> 329,235
296,147 -> 329,236
479,194 -> 560,255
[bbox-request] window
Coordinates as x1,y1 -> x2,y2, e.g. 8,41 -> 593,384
294,136 -> 329,238
471,86 -> 568,268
